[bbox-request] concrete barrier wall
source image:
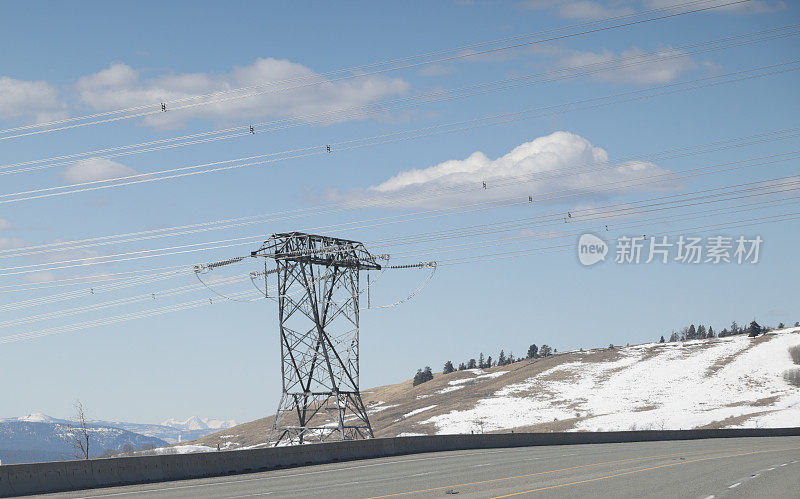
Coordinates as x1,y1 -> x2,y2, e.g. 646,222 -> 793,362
2,427 -> 799,497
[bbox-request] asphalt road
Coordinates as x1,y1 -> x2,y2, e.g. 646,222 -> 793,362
39,436 -> 800,498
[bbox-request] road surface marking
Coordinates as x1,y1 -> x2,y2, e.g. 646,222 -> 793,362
74,448 -> 523,498
728,482 -> 741,489
488,446 -> 800,498
365,447 -> 748,499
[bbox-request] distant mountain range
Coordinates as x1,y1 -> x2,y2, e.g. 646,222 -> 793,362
161,416 -> 237,432
0,419 -> 166,465
0,414 -> 236,464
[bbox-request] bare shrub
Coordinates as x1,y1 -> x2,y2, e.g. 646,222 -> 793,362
789,345 -> 800,365
784,368 -> 800,387
69,400 -> 90,460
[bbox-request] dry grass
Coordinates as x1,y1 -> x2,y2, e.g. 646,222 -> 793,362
789,345 -> 800,365
784,368 -> 800,387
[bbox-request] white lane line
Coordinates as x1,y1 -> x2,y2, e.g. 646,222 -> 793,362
703,495 -> 715,499
780,463 -> 788,466
408,471 -> 435,477
729,482 -> 741,489
767,467 -> 776,470
225,493 -> 274,498
73,449 -> 508,498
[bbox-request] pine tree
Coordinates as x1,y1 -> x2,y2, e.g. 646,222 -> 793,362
719,328 -> 729,338
687,324 -> 697,340
508,352 -> 515,363
778,322 -> 785,329
697,325 -> 706,339
747,320 -> 762,337
659,335 -> 665,343
467,358 -> 477,369
498,350 -> 507,366
731,321 -> 739,335
669,332 -> 679,342
527,344 -> 539,359
486,355 -> 494,367
707,326 -> 714,338
412,369 -> 423,386
443,361 -> 455,374
422,366 -> 434,383
458,362 -> 467,370
478,353 -> 485,369
540,344 -> 553,356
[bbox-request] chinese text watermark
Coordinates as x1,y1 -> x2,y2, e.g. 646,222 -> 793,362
578,234 -> 762,266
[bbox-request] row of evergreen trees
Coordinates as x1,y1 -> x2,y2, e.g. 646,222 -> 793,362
658,320 -> 798,343
413,343 -> 557,386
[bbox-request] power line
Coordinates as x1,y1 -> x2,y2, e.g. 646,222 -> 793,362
1,156 -> 795,279
2,59 -> 797,205
2,206 -> 796,345
0,0 -> 750,141
2,126 -> 796,262
3,23 -> 795,177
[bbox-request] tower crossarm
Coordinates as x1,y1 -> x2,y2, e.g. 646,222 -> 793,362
250,232 -> 382,270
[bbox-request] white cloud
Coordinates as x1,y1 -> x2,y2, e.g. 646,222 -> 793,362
0,237 -> 25,250
557,46 -> 696,84
24,271 -> 57,284
0,218 -> 11,230
76,59 -> 409,129
327,131 -> 676,209
523,0 -> 784,18
419,64 -> 457,77
520,0 -> 635,19
643,0 -> 785,14
61,158 -> 137,183
0,76 -> 67,123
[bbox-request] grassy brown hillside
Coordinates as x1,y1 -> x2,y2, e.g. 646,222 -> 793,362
184,328 -> 800,451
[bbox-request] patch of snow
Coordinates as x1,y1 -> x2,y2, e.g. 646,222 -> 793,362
154,444 -> 216,454
437,386 -> 465,394
448,370 -> 509,386
448,378 -> 476,386
422,331 -> 800,434
403,405 -> 437,418
367,403 -> 399,414
397,432 -> 427,437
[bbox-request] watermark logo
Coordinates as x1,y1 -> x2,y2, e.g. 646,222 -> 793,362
578,233 -> 763,267
577,233 -> 608,266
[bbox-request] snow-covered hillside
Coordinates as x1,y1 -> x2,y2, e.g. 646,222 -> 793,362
184,328 -> 800,451
423,328 -> 800,434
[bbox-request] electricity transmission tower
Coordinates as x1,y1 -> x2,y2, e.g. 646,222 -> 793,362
250,232 -> 382,445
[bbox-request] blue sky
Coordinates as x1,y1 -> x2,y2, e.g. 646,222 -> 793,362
0,0 -> 798,425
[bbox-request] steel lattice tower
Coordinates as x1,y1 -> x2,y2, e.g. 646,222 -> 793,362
250,232 -> 381,445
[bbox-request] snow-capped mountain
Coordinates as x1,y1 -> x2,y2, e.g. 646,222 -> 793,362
161,416 -> 237,431
0,414 -> 237,462
0,420 -> 167,465
15,413 -> 58,423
